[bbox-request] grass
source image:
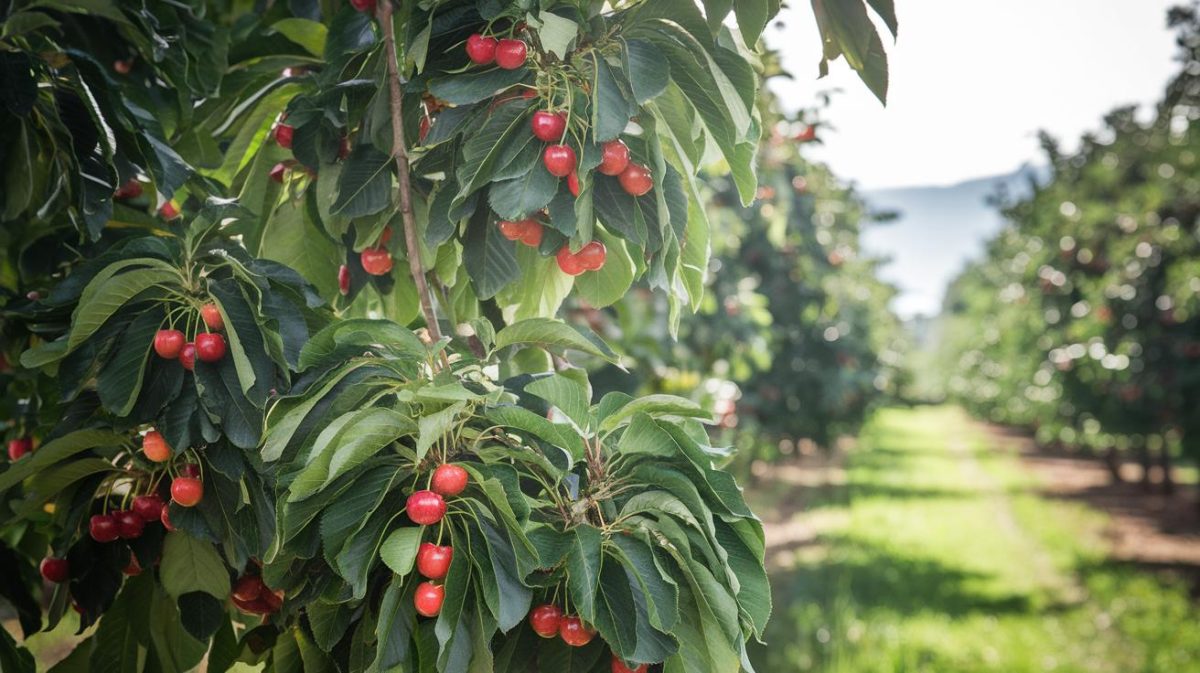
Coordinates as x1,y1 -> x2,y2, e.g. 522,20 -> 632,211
747,406 -> 1200,673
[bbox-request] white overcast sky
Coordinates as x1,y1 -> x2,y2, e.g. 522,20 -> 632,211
760,0 -> 1183,317
764,0 -> 1182,190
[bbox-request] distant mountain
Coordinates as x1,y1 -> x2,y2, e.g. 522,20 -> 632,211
859,166 -> 1047,319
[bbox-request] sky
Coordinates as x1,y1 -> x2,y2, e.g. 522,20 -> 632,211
762,1 -> 1183,318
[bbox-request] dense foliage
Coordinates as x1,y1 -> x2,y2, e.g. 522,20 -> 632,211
0,0 -> 899,672
937,4 -> 1200,488
585,89 -> 906,459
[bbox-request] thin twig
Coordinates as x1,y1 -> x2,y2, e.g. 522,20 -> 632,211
378,1 -> 442,342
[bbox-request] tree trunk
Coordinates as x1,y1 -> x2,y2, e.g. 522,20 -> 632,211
1103,446 -> 1124,483
1159,445 -> 1175,496
1138,445 -> 1153,492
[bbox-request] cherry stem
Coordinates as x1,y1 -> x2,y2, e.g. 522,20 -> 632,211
378,0 -> 444,345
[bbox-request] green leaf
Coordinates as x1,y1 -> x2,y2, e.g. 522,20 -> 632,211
160,532 -> 231,601
0,430 -> 123,496
463,205 -> 519,300
176,592 -> 226,641
379,527 -> 423,577
566,524 -> 603,622
591,54 -> 634,142
573,231 -> 635,308
611,535 -> 679,632
485,405 -> 585,464
209,280 -> 274,405
525,374 -> 591,431
95,308 -> 159,416
623,39 -> 670,104
429,68 -> 530,106
593,558 -> 638,660
416,401 -> 466,462
2,122 -> 34,221
332,145 -> 393,217
67,268 -> 177,352
271,18 -> 327,56
600,395 -> 710,433
531,11 -> 579,60
494,318 -> 618,363
733,0 -> 772,45
716,518 -> 771,637
497,244 -> 575,321
149,587 -> 208,673
487,163 -> 559,220
867,0 -> 899,37
288,407 -> 410,501
455,100 -> 534,205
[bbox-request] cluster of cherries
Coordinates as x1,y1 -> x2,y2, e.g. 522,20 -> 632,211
231,572 -> 284,616
465,33 -> 528,71
38,430 -> 203,586
152,303 -> 226,370
531,598 -> 653,671
406,463 -> 470,618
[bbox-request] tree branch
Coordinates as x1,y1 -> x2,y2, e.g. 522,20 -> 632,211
378,1 -> 442,342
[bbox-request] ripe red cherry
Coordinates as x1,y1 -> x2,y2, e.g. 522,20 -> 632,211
179,463 -> 201,479
179,342 -> 196,371
576,241 -> 606,271
261,587 -> 284,612
200,303 -> 223,331
274,123 -> 294,149
528,604 -> 563,638
466,34 -> 498,64
159,201 -> 180,220
598,140 -> 631,176
349,0 -> 375,12
519,221 -> 543,247
556,246 -> 586,276
414,581 -> 445,617
406,490 -> 447,526
338,264 -> 351,296
567,170 -> 580,197
361,247 -> 394,276
232,575 -> 265,602
618,163 -> 653,196
89,514 -> 120,543
543,145 -> 576,178
531,111 -> 567,142
431,464 -> 469,497
114,179 -> 143,200
132,494 -> 165,522
559,615 -> 596,647
494,39 -> 527,70
160,503 -> 175,531
171,476 -> 204,507
40,557 -> 70,583
115,510 -> 145,539
7,437 -> 32,461
112,59 -> 132,75
416,543 -> 453,580
498,219 -> 531,242
195,333 -> 226,362
269,162 -> 287,183
556,241 -> 606,276
153,329 -> 185,359
611,656 -> 649,673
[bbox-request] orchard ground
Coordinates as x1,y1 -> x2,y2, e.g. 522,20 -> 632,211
747,406 -> 1200,673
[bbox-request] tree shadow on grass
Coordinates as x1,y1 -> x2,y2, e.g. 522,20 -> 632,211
770,536 -> 1033,619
